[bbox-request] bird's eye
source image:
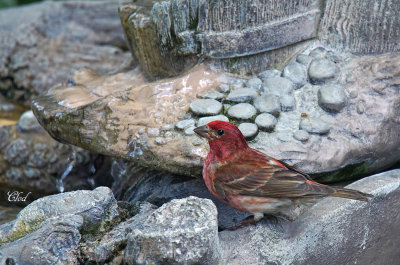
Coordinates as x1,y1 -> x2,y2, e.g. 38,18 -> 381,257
217,129 -> 224,136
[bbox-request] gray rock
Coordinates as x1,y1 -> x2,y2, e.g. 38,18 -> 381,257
218,83 -> 230,93
227,103 -> 257,120
83,202 -> 157,264
197,115 -> 229,126
238,123 -> 259,139
318,84 -> 347,112
299,117 -> 330,134
246,77 -> 263,91
280,95 -> 296,112
190,99 -> 222,116
1,187 -> 118,245
124,196 -> 220,265
282,61 -> 307,88
258,69 -> 281,80
219,169 -> 400,265
147,128 -> 160,137
293,130 -> 310,142
4,139 -> 30,166
175,119 -> 195,130
184,126 -> 196,136
17,110 -> 43,132
197,89 -> 224,100
0,215 -> 82,265
262,77 -> 294,96
308,58 -> 338,84
229,79 -> 245,90
226,88 -> 258,102
309,46 -> 327,58
296,54 -> 312,65
253,94 -> 281,115
255,113 -> 277,131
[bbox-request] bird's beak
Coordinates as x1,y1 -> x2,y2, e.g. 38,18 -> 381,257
194,125 -> 211,140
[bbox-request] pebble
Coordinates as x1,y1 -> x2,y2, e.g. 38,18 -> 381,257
318,84 -> 346,112
154,137 -> 167,145
246,77 -> 263,91
262,77 -> 294,96
253,94 -> 281,114
238,123 -> 258,138
190,99 -> 222,116
18,110 -> 42,132
197,89 -> 224,100
184,126 -> 196,136
309,47 -> 327,58
197,115 -> 229,126
255,113 -> 277,131
299,117 -> 330,134
176,119 -> 195,130
280,95 -> 296,112
296,54 -> 312,65
147,128 -> 160,137
228,103 -> 257,120
229,79 -> 245,90
282,61 -> 307,89
258,69 -> 281,80
293,130 -> 310,142
356,101 -> 365,114
226,88 -> 258,102
160,124 -> 174,131
308,59 -> 338,84
218,83 -> 230,93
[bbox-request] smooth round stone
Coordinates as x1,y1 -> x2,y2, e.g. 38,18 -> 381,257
238,123 -> 258,138
296,54 -> 312,65
253,94 -> 281,114
308,59 -> 338,84
255,113 -> 277,131
282,61 -> 307,89
262,77 -> 294,96
18,110 -> 42,131
226,88 -> 258,102
228,103 -> 257,120
197,89 -> 224,100
197,115 -> 229,126
293,130 -> 309,142
309,47 -> 327,58
184,126 -> 196,136
299,118 -> 330,135
190,99 -> 222,116
318,84 -> 346,112
280,95 -> 296,112
258,69 -> 281,80
218,83 -> 230,93
176,119 -> 195,130
246,77 -> 262,91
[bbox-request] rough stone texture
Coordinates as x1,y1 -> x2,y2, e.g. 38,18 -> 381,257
32,50 -> 400,182
0,214 -> 83,265
0,187 -> 118,245
220,169 -> 400,265
255,113 -> 277,131
318,84 -> 347,112
0,1 -> 130,105
282,61 -> 307,88
308,58 -> 338,84
262,76 -> 294,96
190,99 -> 222,116
253,94 -> 281,115
238,123 -> 259,139
123,196 -> 220,265
197,115 -> 229,127
226,88 -> 258,103
227,103 -> 257,120
319,0 -> 400,54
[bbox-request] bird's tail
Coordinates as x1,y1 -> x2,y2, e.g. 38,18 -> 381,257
331,187 -> 373,202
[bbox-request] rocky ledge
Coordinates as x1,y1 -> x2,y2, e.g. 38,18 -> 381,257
32,46 -> 400,182
1,169 -> 400,264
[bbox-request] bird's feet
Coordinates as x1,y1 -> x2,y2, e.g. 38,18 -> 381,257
225,215 -> 257,231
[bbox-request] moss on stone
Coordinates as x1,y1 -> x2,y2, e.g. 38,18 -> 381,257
311,162 -> 370,184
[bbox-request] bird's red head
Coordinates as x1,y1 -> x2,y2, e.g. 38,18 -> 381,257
194,121 -> 248,161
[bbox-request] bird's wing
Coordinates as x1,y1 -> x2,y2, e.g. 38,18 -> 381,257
213,150 -> 335,199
